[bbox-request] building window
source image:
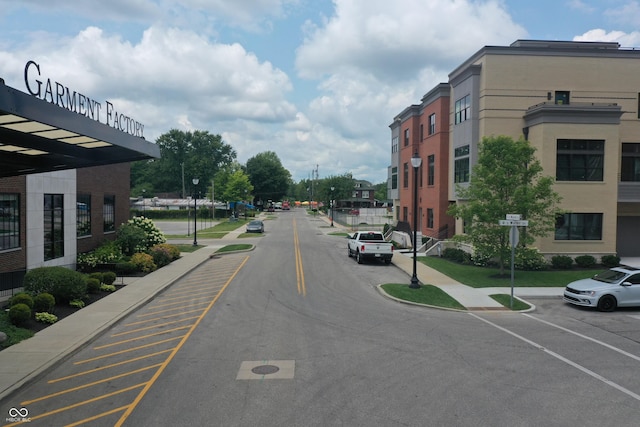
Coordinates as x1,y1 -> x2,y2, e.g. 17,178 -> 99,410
454,95 -> 470,125
103,195 -> 115,232
0,193 -> 20,250
555,213 -> 602,240
428,155 -> 435,186
352,191 -> 358,198
621,143 -> 640,181
420,124 -> 424,141
392,136 -> 399,153
429,114 -> 436,135
404,129 -> 410,146
402,206 -> 408,222
403,163 -> 409,188
427,208 -> 434,228
555,91 -> 570,105
44,194 -> 64,261
556,139 -> 604,181
361,191 -> 369,199
454,145 -> 470,183
391,167 -> 398,189
77,194 -> 91,237
419,163 -> 423,188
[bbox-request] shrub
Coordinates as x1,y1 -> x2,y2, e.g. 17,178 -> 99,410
551,255 -> 573,269
443,248 -> 467,263
515,247 -> 547,271
77,241 -> 124,270
86,277 -> 101,294
33,293 -> 55,313
23,266 -> 88,304
149,245 -> 172,268
35,312 -> 58,324
116,223 -> 148,256
152,243 -> 180,261
102,271 -> 117,285
70,299 -> 85,309
130,253 -> 157,273
89,272 -> 104,283
10,292 -> 34,309
125,217 -> 166,249
9,303 -> 31,325
601,255 -> 620,268
115,262 -> 138,275
100,284 -> 116,292
575,255 -> 596,268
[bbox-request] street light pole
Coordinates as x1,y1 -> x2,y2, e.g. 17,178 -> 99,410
330,186 -> 335,227
192,178 -> 199,246
409,152 -> 422,289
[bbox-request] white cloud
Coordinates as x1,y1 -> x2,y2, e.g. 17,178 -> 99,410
573,28 -> 640,46
604,1 -> 640,27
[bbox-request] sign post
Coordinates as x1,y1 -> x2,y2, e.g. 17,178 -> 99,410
499,215 -> 529,309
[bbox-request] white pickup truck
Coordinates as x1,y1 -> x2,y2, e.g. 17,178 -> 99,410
347,231 -> 394,265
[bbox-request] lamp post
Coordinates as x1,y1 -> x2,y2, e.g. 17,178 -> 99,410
409,152 -> 422,289
192,178 -> 199,246
330,186 -> 335,227
141,189 -> 146,214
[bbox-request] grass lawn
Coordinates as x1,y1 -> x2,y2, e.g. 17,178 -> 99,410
419,256 -> 599,288
381,283 -> 466,310
490,294 -> 531,311
216,244 -> 253,253
173,244 -> 201,253
165,219 -> 249,239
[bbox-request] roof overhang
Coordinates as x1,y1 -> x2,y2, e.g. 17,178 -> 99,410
0,79 -> 160,177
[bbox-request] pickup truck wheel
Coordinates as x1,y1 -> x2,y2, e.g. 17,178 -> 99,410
356,251 -> 363,264
347,247 -> 352,258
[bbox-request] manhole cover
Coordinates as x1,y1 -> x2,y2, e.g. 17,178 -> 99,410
251,365 -> 280,375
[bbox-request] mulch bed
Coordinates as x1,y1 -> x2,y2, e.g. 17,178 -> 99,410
16,285 -> 126,334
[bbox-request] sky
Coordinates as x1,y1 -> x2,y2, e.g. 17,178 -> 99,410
1,0 -> 640,184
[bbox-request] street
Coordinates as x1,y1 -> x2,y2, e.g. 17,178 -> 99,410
3,209 -> 640,426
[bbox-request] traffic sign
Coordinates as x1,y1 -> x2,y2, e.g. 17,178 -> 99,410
499,219 -> 529,226
506,214 -> 521,220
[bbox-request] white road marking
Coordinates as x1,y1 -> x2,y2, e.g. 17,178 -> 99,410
469,312 -> 640,402
523,313 -> 640,362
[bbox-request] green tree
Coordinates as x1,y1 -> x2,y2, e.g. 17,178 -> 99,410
220,169 -> 254,204
246,152 -> 292,204
373,181 -> 388,201
447,135 -> 561,274
131,129 -> 236,196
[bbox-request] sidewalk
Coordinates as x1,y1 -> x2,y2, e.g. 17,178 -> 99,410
319,212 -> 564,310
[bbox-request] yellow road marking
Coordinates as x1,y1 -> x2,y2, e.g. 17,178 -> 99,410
51,350 -> 172,383
114,255 -> 250,426
64,405 -> 130,427
293,218 -> 306,296
75,336 -> 184,365
111,316 -> 200,337
22,364 -> 161,405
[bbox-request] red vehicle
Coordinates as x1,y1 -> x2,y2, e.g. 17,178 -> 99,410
282,200 -> 290,210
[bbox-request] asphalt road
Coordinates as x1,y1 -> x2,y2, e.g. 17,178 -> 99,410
4,210 -> 640,426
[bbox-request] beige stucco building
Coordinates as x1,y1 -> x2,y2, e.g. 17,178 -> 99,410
447,40 -> 640,258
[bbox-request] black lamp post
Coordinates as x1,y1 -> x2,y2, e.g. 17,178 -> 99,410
409,152 -> 422,289
330,186 -> 335,227
142,189 -> 146,214
192,178 -> 199,246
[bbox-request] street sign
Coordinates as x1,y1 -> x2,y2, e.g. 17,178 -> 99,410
509,226 -> 519,247
499,219 -> 529,226
506,214 -> 521,220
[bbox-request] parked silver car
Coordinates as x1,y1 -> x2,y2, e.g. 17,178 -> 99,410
246,220 -> 264,233
563,266 -> 640,311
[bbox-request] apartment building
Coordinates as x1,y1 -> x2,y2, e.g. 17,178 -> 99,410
389,83 -> 455,240
392,40 -> 640,257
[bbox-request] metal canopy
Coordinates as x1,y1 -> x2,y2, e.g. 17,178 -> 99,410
0,79 -> 160,177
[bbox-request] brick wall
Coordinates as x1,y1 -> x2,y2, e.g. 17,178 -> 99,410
0,176 -> 26,273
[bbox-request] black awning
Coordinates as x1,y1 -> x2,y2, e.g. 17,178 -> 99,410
0,80 -> 160,177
